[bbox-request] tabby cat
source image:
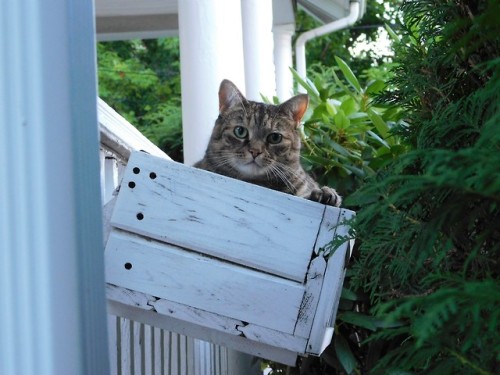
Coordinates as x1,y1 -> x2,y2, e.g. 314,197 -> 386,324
194,79 -> 341,207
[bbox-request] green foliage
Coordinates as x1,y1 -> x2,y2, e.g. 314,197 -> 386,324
97,38 -> 183,160
326,1 -> 500,374
295,0 -> 403,76
294,58 -> 406,197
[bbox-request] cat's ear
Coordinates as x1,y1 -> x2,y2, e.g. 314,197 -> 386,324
280,94 -> 309,123
219,79 -> 246,113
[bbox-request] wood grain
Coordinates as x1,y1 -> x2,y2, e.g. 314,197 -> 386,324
111,151 -> 326,282
106,231 -> 304,334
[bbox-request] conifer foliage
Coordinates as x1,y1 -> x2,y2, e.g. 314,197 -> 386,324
346,0 -> 499,373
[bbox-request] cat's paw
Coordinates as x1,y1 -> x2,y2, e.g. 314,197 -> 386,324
309,186 -> 342,207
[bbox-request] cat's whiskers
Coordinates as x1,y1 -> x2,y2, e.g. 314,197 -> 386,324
268,164 -> 296,194
206,151 -> 235,169
275,162 -> 304,181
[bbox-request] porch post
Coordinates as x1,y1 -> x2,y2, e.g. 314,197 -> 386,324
241,0 -> 276,101
178,0 -> 246,166
273,24 -> 296,101
0,0 -> 109,374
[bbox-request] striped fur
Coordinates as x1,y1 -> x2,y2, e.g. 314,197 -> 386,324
194,79 -> 341,207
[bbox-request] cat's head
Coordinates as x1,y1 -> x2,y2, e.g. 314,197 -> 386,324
206,79 -> 309,180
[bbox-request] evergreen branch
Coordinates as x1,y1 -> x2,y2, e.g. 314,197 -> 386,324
446,349 -> 493,375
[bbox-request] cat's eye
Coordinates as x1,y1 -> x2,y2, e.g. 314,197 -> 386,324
233,126 -> 248,139
267,132 -> 283,144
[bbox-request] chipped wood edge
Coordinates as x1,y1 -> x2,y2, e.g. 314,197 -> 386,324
305,207 -> 354,356
151,299 -> 243,336
238,324 -> 307,353
107,299 -> 299,366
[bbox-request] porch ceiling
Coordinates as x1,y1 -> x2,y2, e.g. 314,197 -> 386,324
95,0 -> 353,41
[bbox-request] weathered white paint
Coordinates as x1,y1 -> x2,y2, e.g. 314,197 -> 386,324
108,298 -> 299,366
238,324 -> 307,353
104,151 -> 354,365
293,256 -> 328,338
108,315 -> 119,374
241,0 -> 276,100
98,105 -> 236,375
120,317 -> 132,374
98,98 -> 168,161
111,152 -> 325,282
152,298 -> 243,336
178,0 -> 246,166
306,209 -> 354,355
106,231 -> 304,334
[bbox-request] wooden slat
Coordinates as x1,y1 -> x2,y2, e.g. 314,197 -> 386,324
186,337 -> 196,375
104,157 -> 119,204
153,327 -> 162,375
110,151 -> 325,282
107,315 -> 118,375
151,299 -> 243,336
179,335 -> 188,375
306,208 -> 355,355
106,231 -> 304,334
293,256 -> 327,338
238,324 -> 306,353
170,332 -> 180,375
108,300 -> 300,366
313,206 -> 342,254
144,325 -> 153,375
163,330 -> 170,374
132,321 -> 142,374
120,318 -> 132,375
98,98 -> 168,160
106,284 -> 155,310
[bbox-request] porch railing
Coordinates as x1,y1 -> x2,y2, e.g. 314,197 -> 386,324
98,98 -> 233,375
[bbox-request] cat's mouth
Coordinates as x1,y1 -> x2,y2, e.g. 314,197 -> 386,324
235,159 -> 268,176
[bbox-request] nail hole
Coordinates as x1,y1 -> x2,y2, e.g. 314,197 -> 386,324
133,167 -> 140,174
128,181 -> 136,188
124,262 -> 132,270
136,212 -> 144,220
149,172 -> 157,180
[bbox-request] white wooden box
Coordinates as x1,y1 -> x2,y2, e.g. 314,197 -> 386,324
105,151 -> 354,366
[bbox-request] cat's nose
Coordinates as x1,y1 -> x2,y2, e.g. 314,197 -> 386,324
248,149 -> 262,159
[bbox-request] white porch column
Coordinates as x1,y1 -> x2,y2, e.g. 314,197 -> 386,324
0,0 -> 109,374
179,0 -> 246,166
241,0 -> 276,101
273,24 -> 295,101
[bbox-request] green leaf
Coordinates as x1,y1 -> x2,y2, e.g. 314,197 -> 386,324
343,164 -> 367,178
328,140 -> 352,158
335,56 -> 362,93
366,79 -> 386,94
331,69 -> 355,98
334,110 -> 350,129
338,312 -> 377,331
368,108 -> 390,139
310,102 -> 331,122
339,312 -> 407,333
384,23 -> 400,42
340,97 -> 358,115
334,334 -> 358,374
290,68 -> 320,101
367,130 -> 390,148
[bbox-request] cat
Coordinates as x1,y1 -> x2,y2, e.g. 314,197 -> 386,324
194,79 -> 342,207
